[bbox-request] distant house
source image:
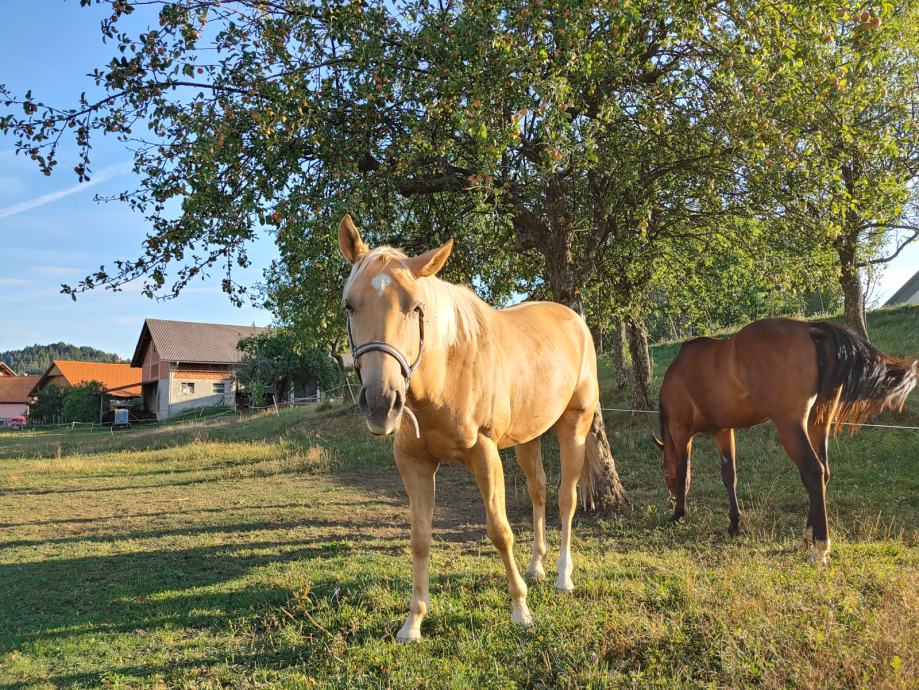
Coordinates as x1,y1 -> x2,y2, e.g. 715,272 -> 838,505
31,360 -> 142,405
885,269 -> 919,307
0,362 -> 15,377
130,319 -> 268,419
0,375 -> 40,426
32,360 -> 142,396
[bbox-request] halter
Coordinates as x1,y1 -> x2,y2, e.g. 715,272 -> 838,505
345,305 -> 425,438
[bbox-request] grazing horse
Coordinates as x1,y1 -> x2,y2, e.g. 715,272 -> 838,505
338,214 -> 607,642
655,317 -> 917,562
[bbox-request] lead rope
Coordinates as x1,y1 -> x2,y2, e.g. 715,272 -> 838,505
402,406 -> 421,438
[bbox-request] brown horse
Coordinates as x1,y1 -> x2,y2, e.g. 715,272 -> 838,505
338,215 -> 609,642
655,317 -> 917,562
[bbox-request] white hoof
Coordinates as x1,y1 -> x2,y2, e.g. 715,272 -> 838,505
555,577 -> 575,594
396,623 -> 422,643
526,561 -> 546,581
808,539 -> 831,565
511,601 -> 533,626
802,526 -> 814,549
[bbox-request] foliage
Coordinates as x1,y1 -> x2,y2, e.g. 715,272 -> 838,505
236,328 -> 339,402
27,384 -> 65,424
0,343 -> 122,376
0,1 -> 916,350
60,381 -> 104,423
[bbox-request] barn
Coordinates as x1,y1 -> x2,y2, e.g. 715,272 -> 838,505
884,268 -> 919,307
131,319 -> 268,419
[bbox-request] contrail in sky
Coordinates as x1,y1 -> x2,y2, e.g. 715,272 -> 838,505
0,161 -> 133,220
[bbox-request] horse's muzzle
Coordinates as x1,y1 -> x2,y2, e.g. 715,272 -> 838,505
358,385 -> 405,436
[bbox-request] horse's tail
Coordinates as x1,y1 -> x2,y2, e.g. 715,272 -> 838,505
809,322 -> 918,435
580,407 -> 627,512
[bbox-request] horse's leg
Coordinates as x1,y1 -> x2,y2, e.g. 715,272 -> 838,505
802,417 -> 831,550
554,408 -> 591,594
394,447 -> 438,642
807,416 -> 831,483
776,421 -> 830,563
715,428 -> 741,536
671,434 -> 693,522
514,437 -> 547,581
468,435 -> 532,626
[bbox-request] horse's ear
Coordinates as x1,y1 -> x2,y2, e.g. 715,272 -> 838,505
408,239 -> 454,278
338,214 -> 368,264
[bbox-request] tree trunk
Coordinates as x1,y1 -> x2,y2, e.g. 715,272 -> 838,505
331,352 -> 355,403
625,314 -> 654,410
838,162 -> 870,341
836,242 -> 869,341
539,178 -> 627,513
612,318 -> 629,389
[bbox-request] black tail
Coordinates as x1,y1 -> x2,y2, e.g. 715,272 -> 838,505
809,322 -> 918,434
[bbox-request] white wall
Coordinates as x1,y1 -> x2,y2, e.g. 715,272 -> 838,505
166,377 -> 234,416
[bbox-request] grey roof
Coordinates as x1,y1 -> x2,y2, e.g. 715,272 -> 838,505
131,319 -> 269,367
884,269 -> 919,306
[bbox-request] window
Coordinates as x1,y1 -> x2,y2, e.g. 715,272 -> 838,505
213,382 -> 226,395
180,382 -> 195,395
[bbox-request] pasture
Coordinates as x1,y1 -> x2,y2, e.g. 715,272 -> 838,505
1,308 -> 917,689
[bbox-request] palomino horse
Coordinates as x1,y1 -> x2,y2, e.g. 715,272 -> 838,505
338,214 -> 607,642
655,317 -> 917,562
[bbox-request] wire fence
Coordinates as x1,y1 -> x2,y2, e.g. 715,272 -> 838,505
2,386 -> 917,443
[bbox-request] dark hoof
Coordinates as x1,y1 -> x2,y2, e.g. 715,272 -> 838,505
728,523 -> 740,537
670,510 -> 685,523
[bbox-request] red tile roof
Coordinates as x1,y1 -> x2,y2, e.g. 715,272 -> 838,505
38,361 -> 141,397
0,376 -> 40,403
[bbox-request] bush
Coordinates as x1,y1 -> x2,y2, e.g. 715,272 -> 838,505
61,382 -> 103,423
28,385 -> 65,424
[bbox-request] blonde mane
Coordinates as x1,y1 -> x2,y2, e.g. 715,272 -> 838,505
344,246 -> 487,348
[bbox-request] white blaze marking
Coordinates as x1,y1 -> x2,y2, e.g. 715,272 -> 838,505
371,273 -> 392,294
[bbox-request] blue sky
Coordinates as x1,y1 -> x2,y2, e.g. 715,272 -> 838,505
0,3 -> 916,359
0,2 -> 275,358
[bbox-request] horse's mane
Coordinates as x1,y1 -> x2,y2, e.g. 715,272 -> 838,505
345,246 -> 487,349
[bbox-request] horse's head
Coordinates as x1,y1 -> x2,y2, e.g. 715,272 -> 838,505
653,434 -> 690,503
338,213 -> 453,436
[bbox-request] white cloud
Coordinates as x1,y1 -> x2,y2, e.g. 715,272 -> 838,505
0,278 -> 31,286
0,161 -> 133,220
32,265 -> 83,278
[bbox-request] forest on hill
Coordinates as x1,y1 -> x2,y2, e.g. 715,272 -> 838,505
0,343 -> 123,375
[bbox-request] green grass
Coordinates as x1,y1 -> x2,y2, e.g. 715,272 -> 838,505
0,307 -> 917,688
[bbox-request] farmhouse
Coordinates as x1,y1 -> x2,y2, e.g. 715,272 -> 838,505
885,268 -> 919,307
32,360 -> 141,398
131,319 -> 267,419
0,375 -> 40,427
0,362 -> 16,377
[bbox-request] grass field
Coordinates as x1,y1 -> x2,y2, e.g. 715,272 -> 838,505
0,307 -> 917,689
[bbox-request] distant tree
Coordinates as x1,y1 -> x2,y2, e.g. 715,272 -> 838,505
236,329 -> 338,404
28,385 -> 66,424
750,2 -> 919,339
61,382 -> 104,423
0,343 -> 122,376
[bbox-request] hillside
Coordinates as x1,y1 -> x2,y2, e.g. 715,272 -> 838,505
0,342 -> 124,375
